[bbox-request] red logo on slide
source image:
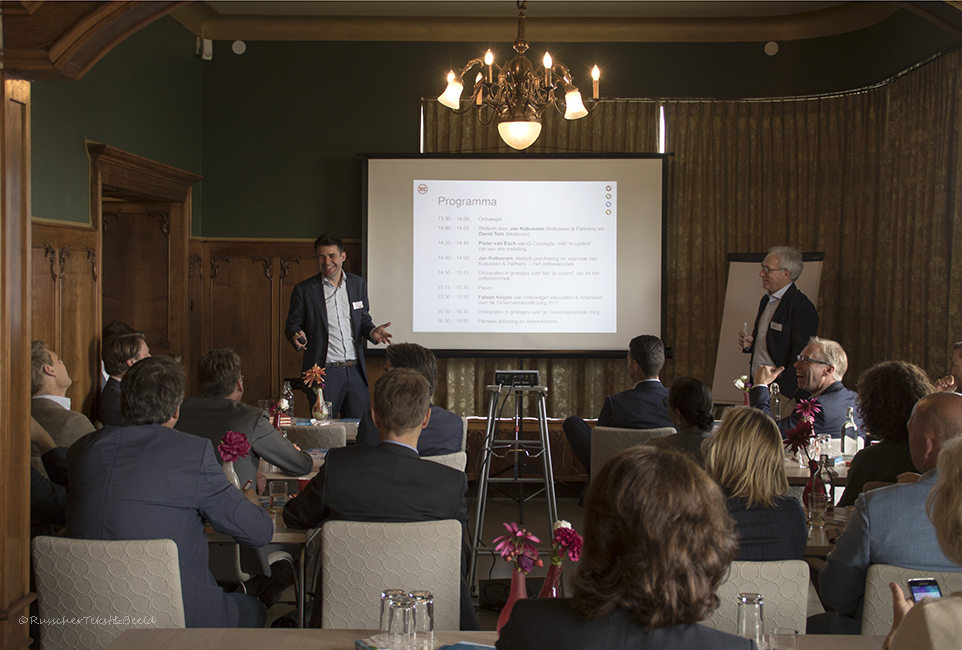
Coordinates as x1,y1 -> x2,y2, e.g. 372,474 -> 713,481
417,184 -> 428,194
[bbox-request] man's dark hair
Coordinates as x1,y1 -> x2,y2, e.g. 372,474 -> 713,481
198,349 -> 242,398
629,335 -> 665,378
667,377 -> 714,431
121,356 -> 185,426
103,332 -> 147,377
385,343 -> 438,395
102,320 -> 134,343
314,233 -> 344,252
372,368 -> 431,434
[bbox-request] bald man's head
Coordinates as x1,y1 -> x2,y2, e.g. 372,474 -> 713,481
908,392 -> 962,473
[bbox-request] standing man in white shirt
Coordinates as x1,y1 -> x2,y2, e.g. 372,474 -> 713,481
285,233 -> 392,418
738,246 -> 819,400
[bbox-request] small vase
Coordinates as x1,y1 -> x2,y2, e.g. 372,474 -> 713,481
538,563 -> 563,598
311,390 -> 330,420
222,460 -> 241,489
801,459 -> 820,506
496,570 -> 527,635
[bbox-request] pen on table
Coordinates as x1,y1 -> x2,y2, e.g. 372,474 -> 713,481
242,479 -> 253,490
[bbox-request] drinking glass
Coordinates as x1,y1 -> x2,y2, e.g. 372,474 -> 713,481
378,589 -> 406,643
770,627 -> 798,650
736,592 -> 765,649
408,590 -> 434,648
387,595 -> 415,650
268,480 -> 287,514
808,493 -> 829,530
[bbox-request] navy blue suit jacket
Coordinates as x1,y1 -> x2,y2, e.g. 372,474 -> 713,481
66,423 -> 273,628
598,381 -> 674,430
355,405 -> 463,456
98,377 -> 124,426
751,380 -> 861,439
745,283 -> 819,399
726,494 -> 808,561
285,272 -> 377,384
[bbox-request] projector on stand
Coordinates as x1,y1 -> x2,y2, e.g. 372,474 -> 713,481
494,370 -> 540,387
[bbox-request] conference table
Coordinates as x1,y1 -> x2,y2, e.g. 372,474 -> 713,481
105,628 -> 887,649
803,506 -> 852,557
785,457 -> 848,486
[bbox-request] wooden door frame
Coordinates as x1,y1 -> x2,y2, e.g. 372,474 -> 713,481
87,143 -> 201,380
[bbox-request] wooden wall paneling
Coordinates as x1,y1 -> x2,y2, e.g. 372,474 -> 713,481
168,200 -> 189,368
276,243 -> 318,413
187,240 -> 204,396
0,73 -> 32,650
206,244 -> 275,405
30,242 -> 58,349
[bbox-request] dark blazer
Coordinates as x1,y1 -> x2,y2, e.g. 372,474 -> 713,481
745,283 -> 819,399
284,271 -> 377,384
726,494 -> 808,561
751,380 -> 861,439
31,447 -> 69,532
98,377 -> 124,426
355,405 -> 464,456
175,396 -> 313,487
647,427 -> 711,466
497,598 -> 755,650
598,380 -> 673,429
836,440 -> 918,507
66,423 -> 274,628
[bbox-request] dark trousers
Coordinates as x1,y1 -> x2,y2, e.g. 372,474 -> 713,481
301,364 -> 370,419
562,416 -> 593,474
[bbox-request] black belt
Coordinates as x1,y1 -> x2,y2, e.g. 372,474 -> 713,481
325,360 -> 357,369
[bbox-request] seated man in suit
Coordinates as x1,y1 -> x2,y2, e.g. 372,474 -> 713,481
30,417 -> 68,535
811,392 -> 962,634
67,356 -> 274,628
284,368 -> 478,630
99,330 -> 150,426
30,340 -> 95,452
562,334 -> 674,473
356,342 -> 463,456
750,336 -> 862,438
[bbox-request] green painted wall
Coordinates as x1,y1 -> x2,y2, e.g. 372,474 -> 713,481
29,10 -> 958,239
31,17 -> 203,230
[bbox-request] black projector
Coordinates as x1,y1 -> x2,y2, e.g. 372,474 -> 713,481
494,370 -> 540,387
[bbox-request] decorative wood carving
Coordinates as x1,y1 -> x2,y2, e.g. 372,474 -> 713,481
43,244 -> 56,281
102,210 -> 121,230
279,256 -> 300,279
251,255 -> 273,280
210,257 -> 230,279
147,209 -> 171,237
83,247 -> 98,281
189,253 -> 202,278
57,245 -> 72,280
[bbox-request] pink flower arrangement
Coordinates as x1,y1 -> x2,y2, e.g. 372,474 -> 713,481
547,520 -> 583,566
795,398 -> 822,422
493,522 -> 543,574
218,430 -> 251,463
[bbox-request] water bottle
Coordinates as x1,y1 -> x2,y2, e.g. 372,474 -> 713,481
737,593 -> 765,649
815,453 -> 838,511
770,382 -> 781,423
841,407 -> 859,456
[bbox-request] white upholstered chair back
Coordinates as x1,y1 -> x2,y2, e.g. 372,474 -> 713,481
702,560 -> 809,635
423,452 -> 467,473
862,564 -> 962,634
283,423 -> 347,449
31,536 -> 185,650
319,519 -> 461,630
590,426 -> 675,482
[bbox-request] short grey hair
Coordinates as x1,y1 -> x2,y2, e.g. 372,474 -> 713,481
809,336 -> 847,381
768,246 -> 803,281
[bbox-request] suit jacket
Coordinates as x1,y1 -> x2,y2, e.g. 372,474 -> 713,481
750,380 -> 861,439
745,283 -> 819,399
31,447 -> 69,533
819,471 -> 962,620
284,271 -> 377,384
175,396 -> 313,487
726,494 -> 807,561
647,427 -> 711,466
355,405 -> 464,456
99,377 -> 124,426
66,423 -> 274,628
496,598 -> 755,650
598,380 -> 674,430
30,397 -> 95,452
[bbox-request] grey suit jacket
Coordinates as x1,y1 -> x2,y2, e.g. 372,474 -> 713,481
175,396 -> 313,487
30,397 -> 95,453
819,470 -> 962,619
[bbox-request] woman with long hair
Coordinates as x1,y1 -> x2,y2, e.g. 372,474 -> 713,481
497,446 -> 753,649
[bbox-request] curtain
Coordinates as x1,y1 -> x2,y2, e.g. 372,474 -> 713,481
422,50 -> 962,416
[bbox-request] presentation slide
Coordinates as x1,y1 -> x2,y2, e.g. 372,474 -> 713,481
365,156 -> 665,354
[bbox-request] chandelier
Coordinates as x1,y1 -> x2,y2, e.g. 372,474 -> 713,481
437,1 -> 600,150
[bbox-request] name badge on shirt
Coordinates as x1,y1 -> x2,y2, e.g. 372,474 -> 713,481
352,301 -> 364,310
770,322 -> 783,332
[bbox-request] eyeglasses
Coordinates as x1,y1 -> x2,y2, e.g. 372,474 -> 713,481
796,355 -> 831,366
760,265 -> 787,274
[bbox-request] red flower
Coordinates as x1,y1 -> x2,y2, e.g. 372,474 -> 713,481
218,430 -> 251,463
553,525 -> 583,563
784,418 -> 815,461
795,398 -> 822,423
493,522 -> 542,574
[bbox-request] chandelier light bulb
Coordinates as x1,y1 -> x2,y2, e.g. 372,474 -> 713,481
438,71 -> 464,109
591,65 -> 600,98
564,89 -> 588,120
498,121 -> 543,150
484,50 -> 494,66
543,52 -> 552,68
591,65 -> 600,81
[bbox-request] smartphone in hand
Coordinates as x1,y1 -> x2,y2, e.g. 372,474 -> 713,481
908,578 -> 942,602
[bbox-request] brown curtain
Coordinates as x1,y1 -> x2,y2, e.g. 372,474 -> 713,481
423,50 -> 962,416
